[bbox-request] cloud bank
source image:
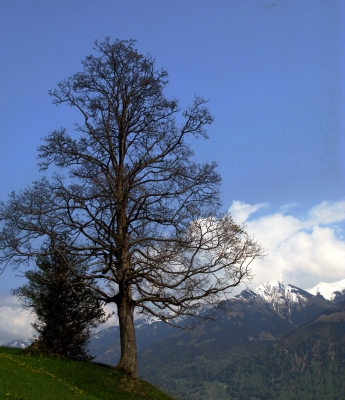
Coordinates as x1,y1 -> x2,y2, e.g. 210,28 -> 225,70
230,200 -> 345,290
0,295 -> 36,345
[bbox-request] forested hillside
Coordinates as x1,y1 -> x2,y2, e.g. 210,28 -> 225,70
221,302 -> 345,399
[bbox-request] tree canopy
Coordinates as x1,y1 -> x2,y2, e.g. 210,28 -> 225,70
0,38 -> 265,377
12,244 -> 108,361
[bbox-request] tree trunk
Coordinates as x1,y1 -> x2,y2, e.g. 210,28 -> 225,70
115,290 -> 138,378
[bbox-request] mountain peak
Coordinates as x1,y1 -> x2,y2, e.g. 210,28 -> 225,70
253,280 -> 306,306
234,280 -> 330,326
3,338 -> 33,349
236,280 -> 304,303
304,278 -> 345,301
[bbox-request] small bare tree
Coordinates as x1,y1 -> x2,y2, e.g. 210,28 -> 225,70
0,38 -> 265,377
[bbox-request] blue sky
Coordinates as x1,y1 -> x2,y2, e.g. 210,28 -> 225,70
0,0 -> 344,343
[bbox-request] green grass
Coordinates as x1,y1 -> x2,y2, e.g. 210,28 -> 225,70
0,347 -> 175,400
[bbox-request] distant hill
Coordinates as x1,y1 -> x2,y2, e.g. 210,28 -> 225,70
220,301 -> 345,400
88,316 -> 177,366
137,280 -> 332,399
3,337 -> 33,349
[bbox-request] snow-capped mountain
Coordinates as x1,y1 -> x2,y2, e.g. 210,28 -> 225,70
304,278 -> 345,302
3,338 -> 33,349
235,280 -> 329,326
253,280 -> 310,305
5,278 -> 344,353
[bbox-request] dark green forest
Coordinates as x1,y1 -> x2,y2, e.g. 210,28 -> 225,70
221,305 -> 345,399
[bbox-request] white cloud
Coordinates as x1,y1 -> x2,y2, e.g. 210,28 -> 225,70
0,293 -> 119,342
232,200 -> 345,290
229,200 -> 267,225
0,295 -> 36,345
95,303 -> 118,332
307,200 -> 345,226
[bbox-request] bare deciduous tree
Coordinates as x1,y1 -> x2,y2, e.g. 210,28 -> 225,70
0,38 -> 265,377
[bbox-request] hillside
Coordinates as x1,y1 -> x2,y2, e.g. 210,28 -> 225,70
220,301 -> 345,400
0,347 -> 175,400
136,281 -> 331,399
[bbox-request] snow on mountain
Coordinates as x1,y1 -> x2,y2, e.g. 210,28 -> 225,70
237,280 -> 312,309
234,280 -> 330,326
304,279 -> 345,301
5,279 -> 343,352
92,325 -> 119,340
253,280 -> 310,307
3,338 -> 33,349
134,315 -> 161,329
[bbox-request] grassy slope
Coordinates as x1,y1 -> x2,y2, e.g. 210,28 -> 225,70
0,347 -> 175,400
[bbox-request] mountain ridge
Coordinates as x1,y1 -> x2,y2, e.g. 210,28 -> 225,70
4,278 -> 345,399
6,278 -> 344,351
221,301 -> 345,399
304,278 -> 345,302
